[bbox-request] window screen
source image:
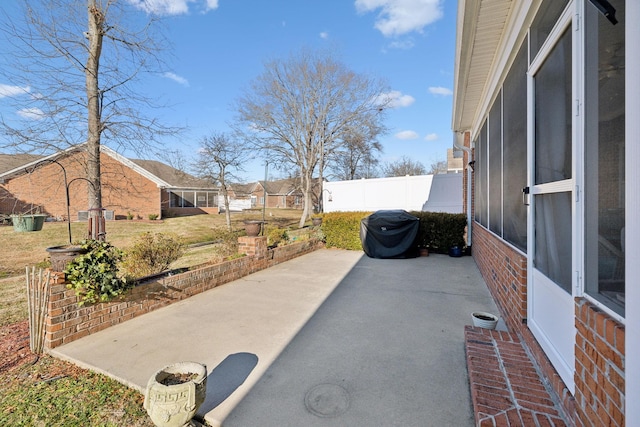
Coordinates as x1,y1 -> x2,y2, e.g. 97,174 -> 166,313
584,0 -> 625,316
503,42 -> 528,252
488,92 -> 503,234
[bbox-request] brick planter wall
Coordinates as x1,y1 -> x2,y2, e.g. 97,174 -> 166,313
44,237 -> 323,349
472,224 -> 626,426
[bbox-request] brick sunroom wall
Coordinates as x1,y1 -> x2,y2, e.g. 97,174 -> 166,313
574,300 -> 625,427
472,225 -> 626,426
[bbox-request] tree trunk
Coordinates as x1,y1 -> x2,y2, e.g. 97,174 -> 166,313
298,172 -> 313,228
220,172 -> 232,231
86,0 -> 104,240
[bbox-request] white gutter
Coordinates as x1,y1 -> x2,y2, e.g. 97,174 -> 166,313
453,132 -> 473,248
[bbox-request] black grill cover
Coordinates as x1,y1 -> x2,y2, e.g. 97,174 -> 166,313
360,210 -> 419,258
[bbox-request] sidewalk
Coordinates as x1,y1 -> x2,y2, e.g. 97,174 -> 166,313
51,249 -> 503,426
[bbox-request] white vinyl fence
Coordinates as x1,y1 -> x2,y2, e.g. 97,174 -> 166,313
322,174 -> 463,213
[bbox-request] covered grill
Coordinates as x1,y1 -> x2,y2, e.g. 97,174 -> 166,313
360,210 -> 419,258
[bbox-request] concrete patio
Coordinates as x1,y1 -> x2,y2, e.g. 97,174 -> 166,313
49,248 -> 546,426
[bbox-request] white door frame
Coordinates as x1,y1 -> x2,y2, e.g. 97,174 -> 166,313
526,2 -> 577,393
625,1 -> 639,423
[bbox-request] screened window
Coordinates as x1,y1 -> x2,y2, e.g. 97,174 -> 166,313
530,0 -> 570,60
207,192 -> 217,207
503,42 -> 528,251
182,192 -> 195,208
584,0 -> 625,316
534,29 -> 572,185
196,193 -> 207,208
474,42 -> 528,252
488,92 -> 503,234
475,123 -> 488,227
169,190 -> 218,208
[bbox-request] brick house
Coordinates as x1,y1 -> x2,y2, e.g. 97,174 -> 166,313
0,144 -> 219,220
250,178 -> 309,210
452,1 -> 637,425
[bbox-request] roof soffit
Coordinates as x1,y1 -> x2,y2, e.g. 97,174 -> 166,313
452,0 -> 517,133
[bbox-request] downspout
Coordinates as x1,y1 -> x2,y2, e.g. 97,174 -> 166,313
453,132 -> 473,248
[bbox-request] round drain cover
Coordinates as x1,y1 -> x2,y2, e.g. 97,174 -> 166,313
304,383 -> 350,418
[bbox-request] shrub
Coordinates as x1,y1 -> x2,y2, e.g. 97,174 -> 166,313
321,210 -> 467,253
267,227 -> 289,247
210,227 -> 241,262
148,213 -> 159,220
64,240 -> 130,306
410,211 -> 467,253
323,211 -> 371,250
120,232 -> 185,278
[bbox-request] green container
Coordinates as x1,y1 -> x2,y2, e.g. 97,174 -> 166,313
11,214 -> 47,232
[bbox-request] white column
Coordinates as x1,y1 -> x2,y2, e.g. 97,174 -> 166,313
625,1 -> 639,425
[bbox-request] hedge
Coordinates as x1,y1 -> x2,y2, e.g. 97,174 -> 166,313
321,210 -> 467,254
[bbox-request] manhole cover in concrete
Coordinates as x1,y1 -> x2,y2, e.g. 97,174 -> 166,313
304,383 -> 350,418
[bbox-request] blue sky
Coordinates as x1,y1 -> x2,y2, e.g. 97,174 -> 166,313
1,0 -> 457,182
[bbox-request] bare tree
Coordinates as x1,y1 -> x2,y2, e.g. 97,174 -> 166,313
427,159 -> 448,174
0,0 -> 176,239
194,132 -> 250,230
234,48 -> 389,227
382,156 -> 427,177
329,129 -> 383,181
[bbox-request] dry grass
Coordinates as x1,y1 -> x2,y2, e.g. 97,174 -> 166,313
0,209 -> 304,327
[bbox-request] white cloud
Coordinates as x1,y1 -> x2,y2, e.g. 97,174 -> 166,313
386,38 -> 414,50
126,0 -> 218,16
424,133 -> 438,141
376,90 -> 415,108
0,84 -> 30,98
17,108 -> 45,120
428,86 -> 452,96
320,32 -> 329,39
395,130 -> 419,140
205,0 -> 219,11
163,72 -> 190,87
355,0 -> 443,37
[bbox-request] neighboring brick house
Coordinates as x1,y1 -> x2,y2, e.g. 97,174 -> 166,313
452,1 -> 637,425
250,178 -> 306,210
0,144 -> 218,220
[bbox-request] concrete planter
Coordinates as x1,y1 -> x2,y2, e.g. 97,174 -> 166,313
243,220 -> 263,237
471,312 -> 499,330
46,245 -> 87,272
11,214 -> 47,232
144,362 -> 207,427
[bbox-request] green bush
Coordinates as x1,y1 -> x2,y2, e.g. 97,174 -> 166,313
210,227 -> 242,262
410,211 -> 467,253
148,213 -> 159,220
120,232 -> 185,278
323,211 -> 371,250
64,240 -> 130,306
321,211 -> 467,253
266,227 -> 289,247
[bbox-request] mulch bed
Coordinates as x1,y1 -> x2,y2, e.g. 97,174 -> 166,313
0,320 -> 37,373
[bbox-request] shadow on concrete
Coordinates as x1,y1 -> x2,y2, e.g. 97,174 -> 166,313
202,352 -> 258,413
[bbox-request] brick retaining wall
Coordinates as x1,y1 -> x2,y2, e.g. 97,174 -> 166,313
44,237 -> 323,349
